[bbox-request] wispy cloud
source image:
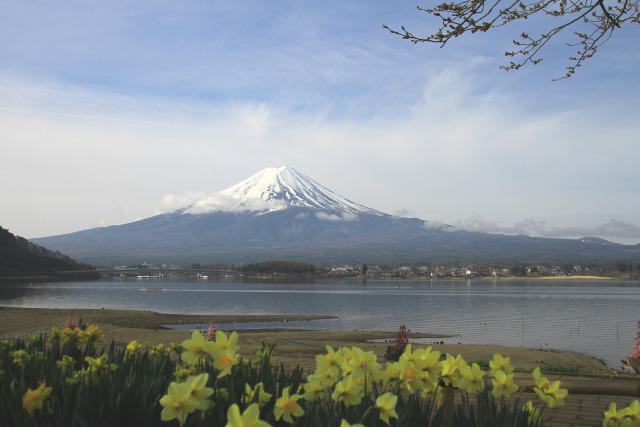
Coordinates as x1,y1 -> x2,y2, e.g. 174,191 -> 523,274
455,216 -> 640,243
316,212 -> 359,221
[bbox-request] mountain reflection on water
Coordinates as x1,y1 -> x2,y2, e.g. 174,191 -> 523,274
2,278 -> 639,369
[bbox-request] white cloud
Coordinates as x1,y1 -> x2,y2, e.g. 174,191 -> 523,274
455,216 -> 640,244
315,212 -> 359,221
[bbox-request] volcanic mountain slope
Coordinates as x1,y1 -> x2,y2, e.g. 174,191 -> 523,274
32,166 -> 640,265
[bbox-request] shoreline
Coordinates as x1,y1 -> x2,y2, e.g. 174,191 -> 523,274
0,306 -> 630,377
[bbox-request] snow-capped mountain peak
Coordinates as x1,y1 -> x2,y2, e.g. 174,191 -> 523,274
182,166 -> 385,216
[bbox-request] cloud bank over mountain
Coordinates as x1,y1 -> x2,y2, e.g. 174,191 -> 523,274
456,217 -> 640,242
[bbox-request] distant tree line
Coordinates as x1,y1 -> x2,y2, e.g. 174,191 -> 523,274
0,226 -> 94,276
239,260 -> 317,275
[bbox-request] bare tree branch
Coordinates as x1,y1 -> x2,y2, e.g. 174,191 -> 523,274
385,0 -> 639,79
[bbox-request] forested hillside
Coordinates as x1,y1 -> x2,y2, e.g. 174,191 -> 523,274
0,226 -> 94,277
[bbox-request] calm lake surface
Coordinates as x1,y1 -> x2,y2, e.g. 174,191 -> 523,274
1,278 -> 639,369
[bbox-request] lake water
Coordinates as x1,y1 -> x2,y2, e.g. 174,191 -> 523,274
1,278 -> 639,369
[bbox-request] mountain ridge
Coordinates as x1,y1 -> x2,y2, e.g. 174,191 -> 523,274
30,167 -> 640,265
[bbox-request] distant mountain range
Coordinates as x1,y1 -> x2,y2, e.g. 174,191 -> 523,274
31,166 -> 640,265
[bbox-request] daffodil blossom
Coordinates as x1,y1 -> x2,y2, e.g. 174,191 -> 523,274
332,375 -> 363,406
491,370 -> 519,398
226,403 -> 272,427
458,362 -> 485,393
303,377 -> 326,401
523,401 -> 540,424
315,346 -> 342,380
11,350 -> 31,369
243,382 -> 272,407
274,386 -> 305,423
603,402 -> 625,427
347,347 -> 380,381
82,325 -> 105,349
181,330 -> 218,363
60,327 -> 84,347
184,373 -> 214,410
211,330 -> 239,357
84,354 -> 118,382
418,347 -> 443,378
621,400 -> 640,425
489,353 -> 514,376
159,381 -> 200,426
22,382 -> 52,417
376,392 -> 399,425
440,354 -> 466,387
56,355 -> 75,375
214,348 -> 240,378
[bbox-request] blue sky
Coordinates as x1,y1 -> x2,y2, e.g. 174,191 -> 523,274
2,1 -> 639,245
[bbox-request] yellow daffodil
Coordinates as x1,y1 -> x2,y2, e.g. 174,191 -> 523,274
243,382 -> 273,407
226,403 -> 272,427
60,327 -> 84,347
532,367 -> 549,389
274,386 -> 305,423
380,361 -> 402,388
181,330 -> 217,363
80,354 -> 117,383
347,347 -> 380,380
124,340 -> 142,360
303,377 -> 326,401
603,402 -> 625,427
213,348 -> 240,378
184,373 -> 214,410
82,325 -> 105,349
315,346 -> 342,380
56,355 -> 75,375
22,382 -> 52,417
159,381 -> 200,426
620,400 -> 640,425
150,343 -> 171,357
421,380 -> 443,401
376,392 -> 399,425
458,362 -> 486,393
489,354 -> 514,376
174,361 -> 197,381
533,371 -> 568,409
418,346 -> 443,378
440,354 -> 466,387
332,375 -> 363,406
340,420 -> 364,427
491,370 -> 519,398
212,330 -> 239,357
398,356 -> 429,392
340,347 -> 355,375
11,349 -> 31,369
256,346 -> 274,367
306,370 -> 334,390
543,380 -> 568,408
523,401 -> 540,424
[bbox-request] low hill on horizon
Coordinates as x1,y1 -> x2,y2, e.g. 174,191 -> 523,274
0,226 -> 95,277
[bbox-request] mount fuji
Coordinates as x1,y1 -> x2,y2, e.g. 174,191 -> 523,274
32,166 -> 640,265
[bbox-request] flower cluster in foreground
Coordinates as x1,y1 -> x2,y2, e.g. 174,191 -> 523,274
1,315 -> 639,426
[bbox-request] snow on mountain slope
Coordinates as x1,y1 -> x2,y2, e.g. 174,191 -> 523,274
182,166 -> 386,216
